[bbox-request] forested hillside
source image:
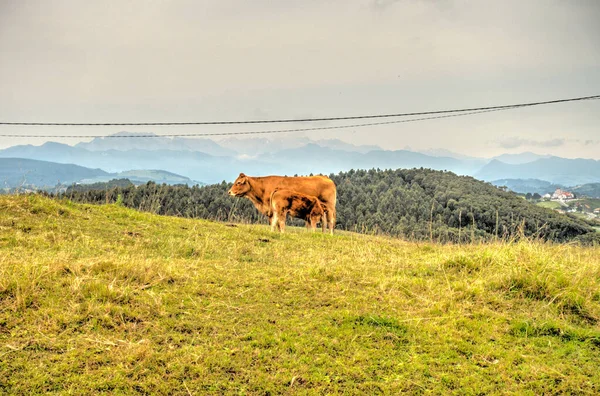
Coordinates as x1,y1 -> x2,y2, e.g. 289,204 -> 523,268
331,169 -> 595,242
65,179 -> 135,193
573,183 -> 600,198
58,168 -> 597,243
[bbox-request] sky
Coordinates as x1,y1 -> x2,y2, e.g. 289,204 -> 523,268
1,0 -> 599,158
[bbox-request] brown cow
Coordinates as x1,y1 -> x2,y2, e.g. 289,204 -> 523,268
270,189 -> 326,233
227,173 -> 336,233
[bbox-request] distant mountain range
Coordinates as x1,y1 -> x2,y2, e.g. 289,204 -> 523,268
490,152 -> 552,165
0,133 -> 598,190
0,158 -> 201,190
1,158 -> 108,189
413,150 -> 550,165
74,133 -> 382,157
0,141 -> 483,184
476,157 -> 600,186
216,136 -> 382,156
490,179 -> 563,195
75,132 -> 237,157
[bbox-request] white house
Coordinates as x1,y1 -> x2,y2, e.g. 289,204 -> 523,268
551,188 -> 574,200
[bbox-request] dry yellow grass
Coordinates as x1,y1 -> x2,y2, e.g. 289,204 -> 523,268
1,195 -> 599,394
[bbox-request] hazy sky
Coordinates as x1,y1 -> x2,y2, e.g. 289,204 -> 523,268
1,0 -> 599,158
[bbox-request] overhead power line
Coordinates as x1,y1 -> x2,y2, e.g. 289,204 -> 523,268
0,94 -> 598,127
0,106 -> 541,138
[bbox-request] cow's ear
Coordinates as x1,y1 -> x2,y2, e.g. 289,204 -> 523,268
239,173 -> 246,178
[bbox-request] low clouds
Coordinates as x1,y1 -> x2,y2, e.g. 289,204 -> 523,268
371,0 -> 399,8
371,0 -> 450,8
583,139 -> 600,146
497,137 -> 566,149
496,137 -> 600,150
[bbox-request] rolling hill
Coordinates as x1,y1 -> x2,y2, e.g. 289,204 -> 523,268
1,194 -> 599,394
572,183 -> 600,198
81,169 -> 203,186
490,178 -> 562,195
490,179 -> 600,198
0,158 -> 201,190
0,158 -> 109,189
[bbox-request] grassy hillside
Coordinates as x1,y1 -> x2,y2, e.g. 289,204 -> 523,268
1,195 -> 600,394
569,198 -> 600,212
536,201 -> 563,210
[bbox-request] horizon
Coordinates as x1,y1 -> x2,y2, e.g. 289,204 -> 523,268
1,132 -> 599,162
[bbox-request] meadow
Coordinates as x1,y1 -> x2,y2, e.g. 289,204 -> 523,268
535,201 -> 563,210
1,195 -> 599,394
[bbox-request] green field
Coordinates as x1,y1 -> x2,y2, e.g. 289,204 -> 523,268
569,198 -> 600,211
536,200 -> 563,210
1,195 -> 600,394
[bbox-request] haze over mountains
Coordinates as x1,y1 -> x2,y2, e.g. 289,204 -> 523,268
74,133 -> 382,156
1,132 -> 599,193
0,158 -> 200,190
75,132 -> 237,157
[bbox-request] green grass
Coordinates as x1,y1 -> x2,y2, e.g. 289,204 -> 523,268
570,198 -> 600,211
1,195 -> 600,394
536,201 -> 563,210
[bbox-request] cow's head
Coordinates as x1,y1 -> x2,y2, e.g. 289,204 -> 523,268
228,173 -> 251,197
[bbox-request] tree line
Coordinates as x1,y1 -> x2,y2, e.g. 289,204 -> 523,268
56,168 -> 598,244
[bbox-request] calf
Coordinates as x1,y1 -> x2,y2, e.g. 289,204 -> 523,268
270,189 -> 327,233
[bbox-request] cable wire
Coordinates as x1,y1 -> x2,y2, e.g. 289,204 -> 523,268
1,94 -> 598,127
0,105 -> 530,138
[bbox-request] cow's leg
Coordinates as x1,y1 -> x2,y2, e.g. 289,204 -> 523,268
271,211 -> 279,232
321,212 -> 327,233
328,209 -> 336,235
310,217 -> 317,232
279,211 -> 287,233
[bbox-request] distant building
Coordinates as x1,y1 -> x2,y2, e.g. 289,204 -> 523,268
551,188 -> 574,200
542,193 -> 552,200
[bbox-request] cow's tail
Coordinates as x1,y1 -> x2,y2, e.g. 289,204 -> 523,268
269,189 -> 279,217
